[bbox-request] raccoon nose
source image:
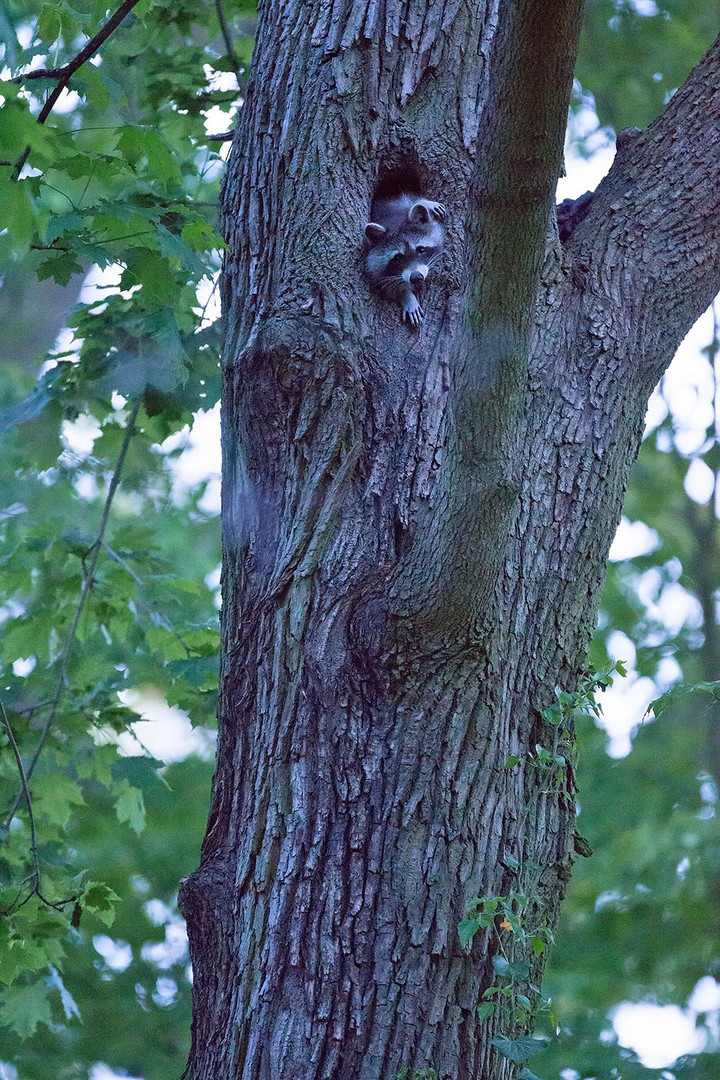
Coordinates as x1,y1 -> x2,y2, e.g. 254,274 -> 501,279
409,271 -> 425,284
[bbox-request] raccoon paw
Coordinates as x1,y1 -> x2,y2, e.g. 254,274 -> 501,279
402,294 -> 424,329
428,201 -> 446,222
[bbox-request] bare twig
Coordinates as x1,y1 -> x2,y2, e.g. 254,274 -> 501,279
0,698 -> 40,884
214,0 -> 243,87
2,398 -> 142,829
0,698 -> 77,913
207,131 -> 235,142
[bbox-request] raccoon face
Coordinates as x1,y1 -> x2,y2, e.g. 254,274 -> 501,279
364,227 -> 443,287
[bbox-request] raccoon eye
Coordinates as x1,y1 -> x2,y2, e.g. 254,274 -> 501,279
416,246 -> 430,257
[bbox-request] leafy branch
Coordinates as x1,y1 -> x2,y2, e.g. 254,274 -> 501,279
10,0 -> 143,177
1,397 -> 142,832
0,700 -> 78,914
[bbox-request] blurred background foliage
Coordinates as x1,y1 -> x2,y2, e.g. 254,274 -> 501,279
0,0 -> 718,1077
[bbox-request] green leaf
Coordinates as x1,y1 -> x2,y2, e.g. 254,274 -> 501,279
181,218 -> 223,251
458,918 -> 479,950
476,1001 -> 495,1022
116,127 -> 180,181
114,781 -> 146,835
157,224 -> 208,277
0,929 -> 64,986
492,954 -> 511,976
490,1035 -> 547,1064
82,881 -> 121,927
0,979 -> 53,1037
492,955 -> 531,979
35,251 -> 85,286
517,1069 -> 544,1080
44,210 -> 86,245
0,178 -> 35,255
36,3 -> 62,41
121,250 -> 178,307
34,773 -> 85,828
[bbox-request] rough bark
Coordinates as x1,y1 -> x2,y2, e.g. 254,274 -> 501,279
179,4 -> 720,1078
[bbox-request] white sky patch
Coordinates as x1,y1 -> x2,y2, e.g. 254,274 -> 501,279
644,386 -> 669,434
689,976 -> 720,1015
16,23 -> 34,47
90,1065 -> 143,1080
145,898 -> 174,925
117,688 -> 216,763
93,934 -> 133,972
654,582 -> 704,638
79,262 -> 140,310
160,403 -> 221,511
557,139 -> 615,200
659,306 -> 717,448
61,412 -> 102,458
205,563 -> 221,592
153,976 -> 179,1006
195,146 -> 226,183
606,629 -> 635,668
684,457 -> 715,504
141,919 -> 188,969
75,471 -> 99,501
597,669 -> 656,758
202,103 -> 240,138
612,1001 -> 706,1068
195,273 -> 221,328
557,97 -> 615,203
12,655 -> 36,677
202,64 -> 239,94
52,87 -> 81,114
205,563 -> 222,609
608,516 -> 660,561
655,654 -> 682,687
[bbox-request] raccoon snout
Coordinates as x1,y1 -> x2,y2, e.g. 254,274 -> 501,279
409,271 -> 425,285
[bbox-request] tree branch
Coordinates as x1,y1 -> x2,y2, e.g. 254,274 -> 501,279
468,0 -> 585,334
570,32 -> 720,375
27,0 -> 142,114
0,698 -> 40,885
431,0 -> 585,626
11,0 -> 142,178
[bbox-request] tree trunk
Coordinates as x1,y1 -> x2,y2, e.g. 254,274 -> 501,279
179,3 -> 720,1077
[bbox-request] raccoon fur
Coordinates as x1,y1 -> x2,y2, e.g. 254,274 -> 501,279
364,193 -> 446,328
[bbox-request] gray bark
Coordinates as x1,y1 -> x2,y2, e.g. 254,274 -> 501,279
179,2 -> 720,1077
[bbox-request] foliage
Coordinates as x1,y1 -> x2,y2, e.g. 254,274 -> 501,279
540,336 -> 720,1076
0,0 -> 253,1073
575,2 -> 720,142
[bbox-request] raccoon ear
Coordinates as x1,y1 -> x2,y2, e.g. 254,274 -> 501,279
408,202 -> 430,224
365,222 -> 387,244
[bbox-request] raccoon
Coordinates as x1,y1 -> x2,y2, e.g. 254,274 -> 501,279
364,193 -> 446,328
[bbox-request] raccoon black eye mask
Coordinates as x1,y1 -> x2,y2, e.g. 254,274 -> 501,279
364,194 -> 446,329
